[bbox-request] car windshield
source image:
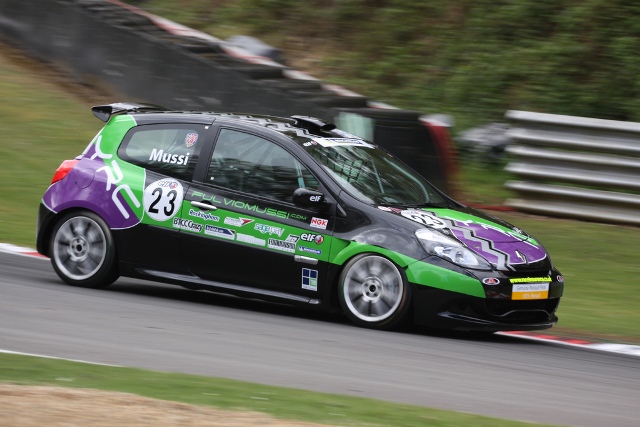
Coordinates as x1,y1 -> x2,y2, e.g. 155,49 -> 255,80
307,143 -> 448,207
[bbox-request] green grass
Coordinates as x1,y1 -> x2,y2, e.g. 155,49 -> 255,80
0,50 -> 100,246
0,353 -> 560,427
491,212 -> 640,342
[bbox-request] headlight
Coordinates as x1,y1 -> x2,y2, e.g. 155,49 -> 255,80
415,228 -> 492,270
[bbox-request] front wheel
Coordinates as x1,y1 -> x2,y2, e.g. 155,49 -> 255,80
338,254 -> 412,330
50,211 -> 119,288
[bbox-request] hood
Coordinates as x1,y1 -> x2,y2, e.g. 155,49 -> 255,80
377,206 -> 548,271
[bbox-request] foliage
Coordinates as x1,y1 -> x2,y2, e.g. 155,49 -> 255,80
134,0 -> 640,130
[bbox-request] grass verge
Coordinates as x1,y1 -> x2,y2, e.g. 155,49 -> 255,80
0,353 -> 559,427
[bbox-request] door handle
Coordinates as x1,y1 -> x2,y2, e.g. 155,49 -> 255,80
294,255 -> 318,265
190,201 -> 217,211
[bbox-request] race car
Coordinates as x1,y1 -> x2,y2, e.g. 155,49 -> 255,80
36,102 -> 564,331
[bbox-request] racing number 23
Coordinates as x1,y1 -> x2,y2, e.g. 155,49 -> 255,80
149,187 -> 177,216
143,179 -> 185,222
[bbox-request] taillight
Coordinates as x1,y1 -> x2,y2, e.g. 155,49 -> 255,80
51,159 -> 79,184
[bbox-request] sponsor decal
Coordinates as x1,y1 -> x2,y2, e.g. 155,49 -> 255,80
290,213 -> 307,221
237,233 -> 266,246
312,137 -> 375,148
332,128 -> 361,139
482,278 -> 500,285
149,148 -> 190,165
383,207 -> 546,270
190,191 -> 292,220
303,141 -> 317,147
185,132 -> 198,148
310,217 -> 328,229
285,234 -> 300,243
144,179 -> 184,222
188,208 -> 219,222
268,238 -> 296,253
224,217 -> 254,227
512,283 -> 550,300
172,217 -> 203,233
91,134 -> 141,220
254,223 -> 284,236
302,268 -> 318,291
299,246 -> 322,255
509,276 -> 552,284
557,275 -> 564,283
300,233 -> 324,244
401,209 -> 447,229
204,225 -> 235,240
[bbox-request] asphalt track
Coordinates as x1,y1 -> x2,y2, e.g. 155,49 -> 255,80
1,251 -> 638,427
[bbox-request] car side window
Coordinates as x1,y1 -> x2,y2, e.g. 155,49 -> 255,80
118,124 -> 204,180
207,128 -> 319,203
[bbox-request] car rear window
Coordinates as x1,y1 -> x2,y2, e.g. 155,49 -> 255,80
118,124 -> 206,180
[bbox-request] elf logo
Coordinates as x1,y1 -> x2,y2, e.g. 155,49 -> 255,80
300,233 -> 324,244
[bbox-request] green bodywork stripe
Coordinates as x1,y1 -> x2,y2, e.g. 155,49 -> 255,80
404,260 -> 485,298
102,115 -> 137,153
329,241 -> 415,267
329,241 -> 485,298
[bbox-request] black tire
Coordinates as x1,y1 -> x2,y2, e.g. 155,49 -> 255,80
338,254 -> 412,330
49,211 -> 119,288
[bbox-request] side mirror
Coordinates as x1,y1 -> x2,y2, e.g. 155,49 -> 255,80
293,188 -> 326,208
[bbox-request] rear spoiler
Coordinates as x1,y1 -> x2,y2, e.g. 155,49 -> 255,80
91,102 -> 169,122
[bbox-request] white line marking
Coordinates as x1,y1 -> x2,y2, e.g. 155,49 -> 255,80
0,243 -> 48,259
0,350 -> 120,367
497,332 -> 640,357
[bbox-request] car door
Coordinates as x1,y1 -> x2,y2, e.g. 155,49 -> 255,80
115,122 -> 211,272
179,127 -> 336,300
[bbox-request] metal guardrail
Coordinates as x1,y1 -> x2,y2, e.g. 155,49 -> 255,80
504,110 -> 640,225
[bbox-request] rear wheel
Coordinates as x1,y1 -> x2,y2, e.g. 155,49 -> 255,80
50,211 -> 118,288
338,254 -> 411,330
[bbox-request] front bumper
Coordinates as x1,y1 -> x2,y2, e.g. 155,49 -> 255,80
412,285 -> 560,331
407,259 -> 564,331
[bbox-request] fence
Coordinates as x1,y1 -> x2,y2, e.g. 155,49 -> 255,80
504,110 -> 640,225
0,0 -> 455,192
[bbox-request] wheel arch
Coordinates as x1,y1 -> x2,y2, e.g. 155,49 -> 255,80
330,241 -> 418,269
48,208 -> 120,288
38,203 -> 117,257
333,250 -> 414,329
326,241 -> 419,311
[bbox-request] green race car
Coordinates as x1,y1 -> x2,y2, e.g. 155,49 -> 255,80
37,103 -> 563,331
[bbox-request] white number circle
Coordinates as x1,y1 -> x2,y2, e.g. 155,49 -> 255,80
400,209 -> 447,229
143,179 -> 184,221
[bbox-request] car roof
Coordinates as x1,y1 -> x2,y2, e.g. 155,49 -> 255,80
94,102 -> 339,141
